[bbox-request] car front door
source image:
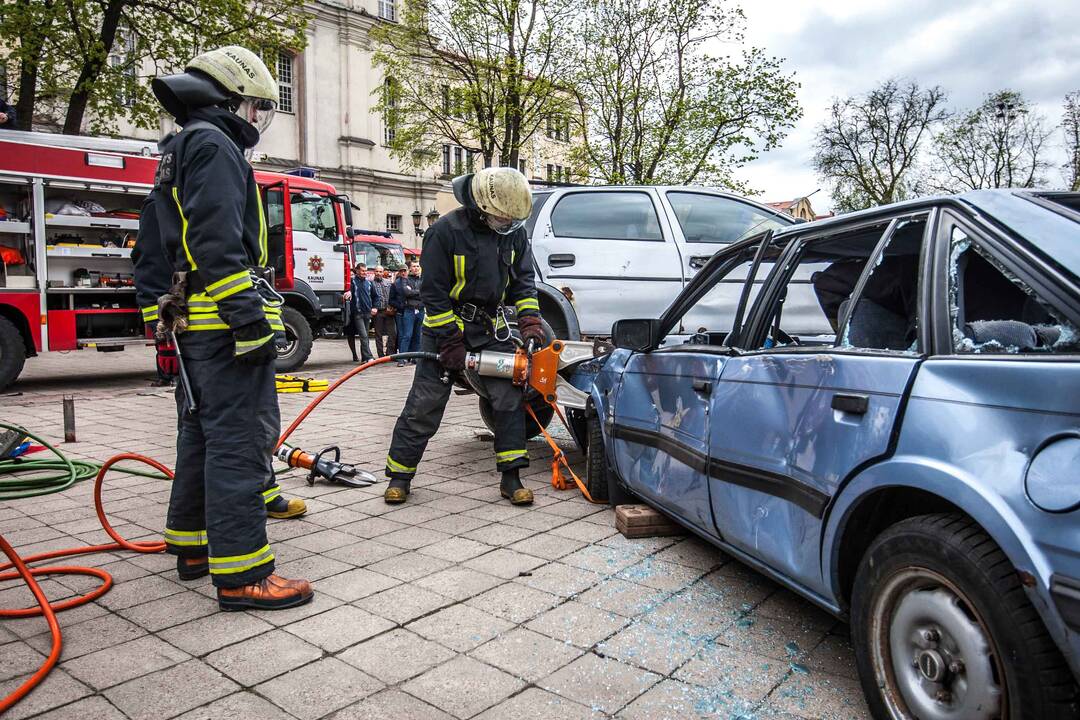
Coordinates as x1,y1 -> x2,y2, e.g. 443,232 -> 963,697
609,240 -> 772,534
290,191 -> 346,300
535,189 -> 682,335
707,212 -> 932,596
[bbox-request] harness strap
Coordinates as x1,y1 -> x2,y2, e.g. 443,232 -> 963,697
525,402 -> 605,505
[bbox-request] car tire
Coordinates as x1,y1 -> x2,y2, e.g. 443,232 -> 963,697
275,306 -> 313,373
0,315 -> 26,392
851,513 -> 1080,720
585,413 -> 611,503
478,396 -> 554,441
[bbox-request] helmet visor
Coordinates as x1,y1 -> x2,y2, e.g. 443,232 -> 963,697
485,214 -> 526,235
237,97 -> 276,134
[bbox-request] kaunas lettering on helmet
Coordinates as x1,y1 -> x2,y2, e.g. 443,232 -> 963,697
224,50 -> 257,80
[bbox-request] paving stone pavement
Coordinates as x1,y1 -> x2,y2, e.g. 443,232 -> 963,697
0,342 -> 870,719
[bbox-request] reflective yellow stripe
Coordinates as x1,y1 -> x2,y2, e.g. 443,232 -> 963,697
386,455 -> 416,473
450,254 -> 466,301
185,314 -> 230,331
502,250 -> 516,302
263,485 -> 281,504
209,544 -> 274,574
256,188 -> 268,267
496,449 -> 527,460
424,310 -> 457,328
164,527 -> 207,547
172,187 -> 196,270
515,297 -> 539,312
235,333 -> 274,353
206,271 -> 254,302
141,305 -> 159,322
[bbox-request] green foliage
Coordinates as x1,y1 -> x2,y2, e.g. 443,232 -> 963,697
1,0 -> 309,134
1063,92 -> 1080,192
571,0 -> 800,191
814,79 -> 947,212
371,0 -> 578,172
929,90 -> 1051,192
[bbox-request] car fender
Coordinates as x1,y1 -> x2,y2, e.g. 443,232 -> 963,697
535,281 -> 582,340
823,455 -> 1073,664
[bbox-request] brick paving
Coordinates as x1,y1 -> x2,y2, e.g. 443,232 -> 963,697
0,342 -> 870,719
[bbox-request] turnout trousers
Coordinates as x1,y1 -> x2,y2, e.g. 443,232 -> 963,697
164,331 -> 278,588
386,332 -> 529,481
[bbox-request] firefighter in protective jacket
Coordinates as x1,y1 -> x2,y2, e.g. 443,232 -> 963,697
385,167 -> 546,506
132,46 -> 312,611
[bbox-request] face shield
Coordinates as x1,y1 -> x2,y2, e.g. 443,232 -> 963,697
484,213 -> 526,235
235,96 -> 276,134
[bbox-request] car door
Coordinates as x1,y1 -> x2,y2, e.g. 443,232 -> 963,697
290,191 -> 346,301
609,239 -> 772,533
534,189 -> 682,335
707,211 -> 932,595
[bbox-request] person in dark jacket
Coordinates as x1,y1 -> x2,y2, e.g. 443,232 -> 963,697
392,262 -> 424,365
344,262 -> 379,362
132,45 -> 312,612
0,99 -> 17,129
371,266 -> 397,357
384,167 -> 546,506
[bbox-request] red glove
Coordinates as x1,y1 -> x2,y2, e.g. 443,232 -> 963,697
437,329 -> 466,371
517,315 -> 546,352
155,337 -> 179,379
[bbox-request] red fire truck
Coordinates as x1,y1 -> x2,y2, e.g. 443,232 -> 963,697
0,130 -> 404,390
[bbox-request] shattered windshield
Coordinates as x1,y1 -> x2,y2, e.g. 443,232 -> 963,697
950,227 -> 1079,354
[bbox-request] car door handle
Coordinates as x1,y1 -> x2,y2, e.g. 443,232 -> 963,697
689,256 -> 711,269
832,393 -> 869,415
692,379 -> 712,394
548,253 -> 576,268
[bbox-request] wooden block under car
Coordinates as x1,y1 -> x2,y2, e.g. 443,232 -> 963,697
615,504 -> 686,538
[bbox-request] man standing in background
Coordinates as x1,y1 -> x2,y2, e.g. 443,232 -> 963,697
344,262 -> 378,363
371,266 -> 397,357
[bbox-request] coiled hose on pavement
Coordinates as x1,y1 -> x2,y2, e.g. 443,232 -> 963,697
0,352 -> 435,714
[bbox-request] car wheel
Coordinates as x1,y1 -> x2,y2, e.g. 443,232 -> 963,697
0,315 -> 27,392
585,413 -> 610,503
852,513 -> 1080,720
275,306 -> 313,373
478,396 -> 554,441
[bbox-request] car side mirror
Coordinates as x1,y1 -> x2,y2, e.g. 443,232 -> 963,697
612,319 -> 660,352
346,227 -> 359,238
333,194 -> 354,230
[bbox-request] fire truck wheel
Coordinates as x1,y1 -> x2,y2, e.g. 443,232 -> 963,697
275,306 -> 313,373
478,395 -> 554,441
0,315 -> 26,392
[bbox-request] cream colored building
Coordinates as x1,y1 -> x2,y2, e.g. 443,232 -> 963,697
106,0 -> 577,249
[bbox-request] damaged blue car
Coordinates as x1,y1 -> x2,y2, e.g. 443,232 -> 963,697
569,190 -> 1080,719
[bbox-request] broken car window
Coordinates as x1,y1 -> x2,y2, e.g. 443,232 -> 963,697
950,227 -> 1079,354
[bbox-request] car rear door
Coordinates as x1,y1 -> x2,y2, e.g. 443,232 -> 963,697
707,212 -> 931,595
533,189 -> 682,335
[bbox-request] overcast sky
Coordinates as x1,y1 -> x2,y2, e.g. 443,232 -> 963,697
732,0 -> 1080,212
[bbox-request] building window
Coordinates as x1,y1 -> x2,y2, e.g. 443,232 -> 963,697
378,0 -> 397,22
546,115 -> 569,142
442,144 -> 451,175
386,214 -> 402,233
110,30 -> 136,108
383,78 -> 397,145
518,157 -> 526,175
466,151 -> 475,173
276,52 -> 294,114
546,164 -> 568,183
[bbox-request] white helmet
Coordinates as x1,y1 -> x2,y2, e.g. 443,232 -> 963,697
453,167 -> 533,235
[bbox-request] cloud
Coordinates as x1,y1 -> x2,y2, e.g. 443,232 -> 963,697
727,0 -> 1080,211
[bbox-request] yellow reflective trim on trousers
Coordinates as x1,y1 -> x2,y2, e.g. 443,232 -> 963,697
208,545 -> 274,574
172,187 -> 196,270
496,449 -> 527,460
450,255 -> 466,301
263,485 -> 281,503
386,455 -> 416,473
164,528 -> 207,547
256,188 -> 268,267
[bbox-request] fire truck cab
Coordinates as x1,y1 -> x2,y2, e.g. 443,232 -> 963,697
0,130 -> 382,390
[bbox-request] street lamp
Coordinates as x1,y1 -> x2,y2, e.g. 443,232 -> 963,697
426,208 -> 440,228
411,210 -> 423,236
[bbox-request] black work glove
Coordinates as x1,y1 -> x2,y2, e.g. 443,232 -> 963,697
233,318 -> 277,366
437,329 -> 466,371
517,315 -> 546,354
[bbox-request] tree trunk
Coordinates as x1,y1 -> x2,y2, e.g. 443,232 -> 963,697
13,0 -> 54,130
62,0 -> 126,135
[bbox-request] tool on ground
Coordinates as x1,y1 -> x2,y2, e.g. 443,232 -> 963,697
275,374 -> 330,393
274,443 -> 377,488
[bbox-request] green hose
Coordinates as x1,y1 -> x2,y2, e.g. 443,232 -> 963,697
0,423 -> 168,501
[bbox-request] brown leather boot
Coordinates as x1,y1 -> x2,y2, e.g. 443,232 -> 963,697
177,555 -> 209,581
217,574 -> 314,612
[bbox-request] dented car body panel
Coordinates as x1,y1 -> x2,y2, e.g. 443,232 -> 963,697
580,189 -> 1080,677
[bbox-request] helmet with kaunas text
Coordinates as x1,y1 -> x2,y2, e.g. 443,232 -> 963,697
470,167 -> 533,235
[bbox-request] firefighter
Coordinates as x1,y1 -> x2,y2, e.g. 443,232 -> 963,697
384,167 -> 546,506
132,46 -> 312,611
133,168 -> 308,522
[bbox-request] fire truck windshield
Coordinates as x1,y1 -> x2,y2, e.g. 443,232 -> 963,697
290,193 -> 338,242
354,241 -> 406,271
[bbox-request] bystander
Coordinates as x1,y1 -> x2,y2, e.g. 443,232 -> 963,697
343,262 -> 378,362
0,98 -> 17,129
371,266 -> 397,357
